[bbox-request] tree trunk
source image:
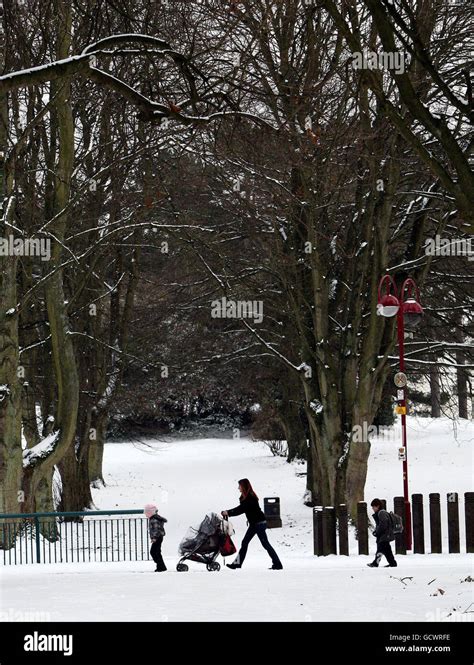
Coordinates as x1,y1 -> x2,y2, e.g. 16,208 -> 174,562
276,373 -> 307,462
455,313 -> 469,419
89,410 -> 108,487
58,441 -> 93,513
304,441 -> 314,505
456,351 -> 468,419
282,402 -> 307,463
303,389 -> 347,508
0,253 -> 22,537
429,363 -> 441,418
0,70 -> 23,544
22,0 -> 80,511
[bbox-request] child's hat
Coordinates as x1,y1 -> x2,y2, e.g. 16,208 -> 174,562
144,503 -> 157,516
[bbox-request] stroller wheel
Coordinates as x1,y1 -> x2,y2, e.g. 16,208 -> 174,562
176,563 -> 189,572
206,562 -> 221,572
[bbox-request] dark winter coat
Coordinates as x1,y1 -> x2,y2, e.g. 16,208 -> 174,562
149,513 -> 167,539
373,509 -> 393,543
227,494 -> 266,525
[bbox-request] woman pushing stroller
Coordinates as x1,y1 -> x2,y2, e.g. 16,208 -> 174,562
221,478 -> 283,570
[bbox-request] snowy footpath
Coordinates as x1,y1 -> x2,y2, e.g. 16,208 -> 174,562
1,417 -> 473,622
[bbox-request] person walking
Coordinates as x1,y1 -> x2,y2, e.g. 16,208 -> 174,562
221,478 -> 283,570
144,504 -> 167,572
367,498 -> 397,568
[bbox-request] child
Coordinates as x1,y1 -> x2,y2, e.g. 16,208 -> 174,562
144,504 -> 167,572
367,498 -> 397,568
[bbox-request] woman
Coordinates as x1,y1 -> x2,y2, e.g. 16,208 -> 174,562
221,478 -> 283,570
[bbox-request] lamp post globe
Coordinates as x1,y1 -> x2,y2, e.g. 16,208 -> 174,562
402,297 -> 423,329
377,294 -> 400,317
377,274 -> 400,317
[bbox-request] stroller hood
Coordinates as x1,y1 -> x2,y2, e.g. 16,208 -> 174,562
178,512 -> 225,555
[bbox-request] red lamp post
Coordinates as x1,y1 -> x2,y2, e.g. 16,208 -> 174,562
377,275 -> 423,550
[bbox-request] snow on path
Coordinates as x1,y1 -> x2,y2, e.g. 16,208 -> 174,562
1,417 -> 472,622
2,555 -> 473,622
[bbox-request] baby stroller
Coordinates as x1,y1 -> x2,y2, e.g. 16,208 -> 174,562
176,512 -> 235,572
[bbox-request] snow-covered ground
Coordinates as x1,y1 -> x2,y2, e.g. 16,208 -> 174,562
1,417 -> 472,622
2,553 -> 473,623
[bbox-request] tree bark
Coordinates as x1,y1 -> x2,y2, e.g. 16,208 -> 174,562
456,351 -> 469,419
0,44 -> 23,542
429,363 -> 441,418
88,410 -> 108,487
281,401 -> 307,463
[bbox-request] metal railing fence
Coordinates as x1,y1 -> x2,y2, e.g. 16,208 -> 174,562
0,510 -> 151,565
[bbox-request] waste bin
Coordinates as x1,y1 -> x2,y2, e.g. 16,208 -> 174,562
264,497 -> 282,528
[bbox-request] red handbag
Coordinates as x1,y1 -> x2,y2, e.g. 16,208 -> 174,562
219,534 -> 237,556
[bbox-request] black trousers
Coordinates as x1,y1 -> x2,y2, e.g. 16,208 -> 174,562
375,540 -> 396,566
150,536 -> 166,570
234,521 -> 282,567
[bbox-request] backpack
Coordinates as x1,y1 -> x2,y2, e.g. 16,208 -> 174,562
389,511 -> 404,535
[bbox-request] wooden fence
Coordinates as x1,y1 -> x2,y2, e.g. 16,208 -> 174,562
313,492 -> 474,556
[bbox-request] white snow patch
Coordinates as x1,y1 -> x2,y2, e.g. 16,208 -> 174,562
22,431 -> 60,467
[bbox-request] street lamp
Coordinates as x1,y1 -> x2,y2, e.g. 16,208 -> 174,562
377,275 -> 423,550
